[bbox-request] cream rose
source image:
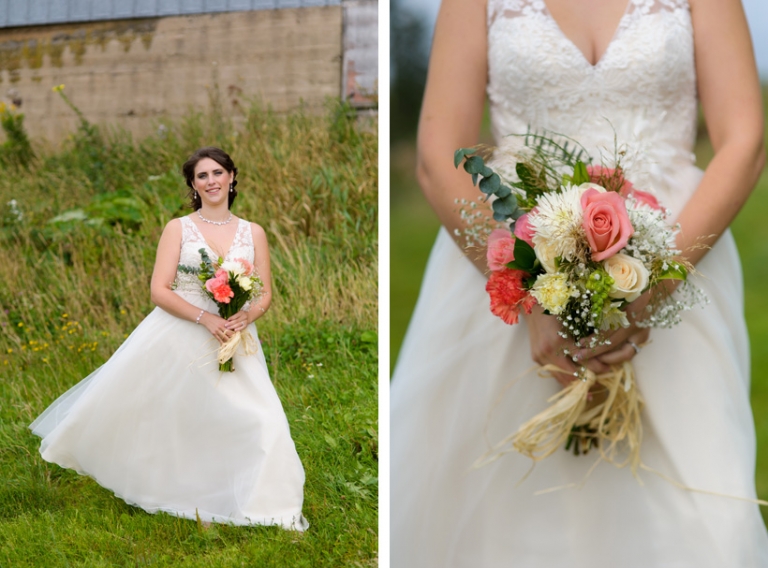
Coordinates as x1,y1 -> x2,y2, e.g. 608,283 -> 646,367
532,236 -> 559,274
237,275 -> 253,291
603,253 -> 649,302
577,182 -> 607,196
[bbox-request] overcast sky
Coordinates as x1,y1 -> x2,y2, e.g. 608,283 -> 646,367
403,0 -> 768,79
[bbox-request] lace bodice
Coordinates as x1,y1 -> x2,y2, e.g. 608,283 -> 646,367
174,216 -> 254,295
486,0 -> 696,189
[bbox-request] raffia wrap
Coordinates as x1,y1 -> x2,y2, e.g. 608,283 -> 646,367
217,329 -> 259,368
476,362 -> 644,474
475,363 -> 768,507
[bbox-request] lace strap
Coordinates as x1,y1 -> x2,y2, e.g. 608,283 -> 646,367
488,0 -> 545,27
230,218 -> 253,252
179,216 -> 197,248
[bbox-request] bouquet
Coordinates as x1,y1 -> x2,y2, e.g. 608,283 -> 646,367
180,249 -> 264,372
455,133 -> 706,471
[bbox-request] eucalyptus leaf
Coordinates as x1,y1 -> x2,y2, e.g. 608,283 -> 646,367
453,147 -> 476,168
464,155 -> 485,175
492,194 -> 518,217
496,184 -> 511,198
479,173 -> 501,195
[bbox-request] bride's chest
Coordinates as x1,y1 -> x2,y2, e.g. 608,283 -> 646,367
487,2 -> 695,107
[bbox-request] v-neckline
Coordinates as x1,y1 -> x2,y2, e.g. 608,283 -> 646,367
541,0 -> 632,68
188,216 -> 241,261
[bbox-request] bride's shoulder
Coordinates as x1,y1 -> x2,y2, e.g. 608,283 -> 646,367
163,216 -> 185,233
248,222 -> 267,242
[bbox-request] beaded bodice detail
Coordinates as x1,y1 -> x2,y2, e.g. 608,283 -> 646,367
174,216 -> 254,295
486,0 -> 696,188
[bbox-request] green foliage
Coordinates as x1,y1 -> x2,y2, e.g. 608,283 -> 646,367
0,94 -> 377,565
0,104 -> 34,169
507,238 -> 538,273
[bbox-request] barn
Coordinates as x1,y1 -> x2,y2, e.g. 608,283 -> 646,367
0,0 -> 377,141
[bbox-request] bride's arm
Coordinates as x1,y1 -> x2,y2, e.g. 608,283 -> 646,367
149,219 -> 232,343
416,0 -> 489,273
676,0 -> 765,260
582,0 -> 765,365
417,0 -> 605,381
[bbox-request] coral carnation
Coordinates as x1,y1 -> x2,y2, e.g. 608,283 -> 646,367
211,283 -> 234,303
486,269 -> 534,325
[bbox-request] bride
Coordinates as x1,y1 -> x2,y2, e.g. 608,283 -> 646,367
391,0 -> 767,565
31,147 -> 308,530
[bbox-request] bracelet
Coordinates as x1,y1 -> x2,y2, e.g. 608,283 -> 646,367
195,309 -> 205,324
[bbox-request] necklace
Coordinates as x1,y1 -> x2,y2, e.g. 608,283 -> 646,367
197,210 -> 232,226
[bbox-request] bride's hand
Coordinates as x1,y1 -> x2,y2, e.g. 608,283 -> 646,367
572,292 -> 652,366
225,312 -> 249,332
526,306 -> 612,387
199,312 -> 233,344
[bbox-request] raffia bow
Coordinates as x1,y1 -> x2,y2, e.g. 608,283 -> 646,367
476,362 -> 644,474
475,363 -> 768,508
217,329 -> 259,369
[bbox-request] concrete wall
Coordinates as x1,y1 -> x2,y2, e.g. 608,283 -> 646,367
0,0 -> 340,28
0,6 -> 343,142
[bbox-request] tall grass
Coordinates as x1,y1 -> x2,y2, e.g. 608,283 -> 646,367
0,95 -> 377,566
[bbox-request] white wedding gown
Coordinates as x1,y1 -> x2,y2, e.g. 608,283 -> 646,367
31,216 -> 308,530
391,0 -> 768,565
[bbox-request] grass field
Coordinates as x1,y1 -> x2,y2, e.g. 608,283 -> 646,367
391,93 -> 768,523
0,95 -> 377,566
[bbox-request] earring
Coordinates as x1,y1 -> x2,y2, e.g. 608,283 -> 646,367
194,190 -> 198,199
229,184 -> 234,193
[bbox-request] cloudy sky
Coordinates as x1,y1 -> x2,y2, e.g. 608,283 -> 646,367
403,0 -> 768,79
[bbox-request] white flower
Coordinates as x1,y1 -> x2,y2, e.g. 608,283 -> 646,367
221,260 -> 245,277
600,302 -> 630,331
529,184 -> 585,266
237,275 -> 253,291
530,273 -> 576,315
603,253 -> 650,302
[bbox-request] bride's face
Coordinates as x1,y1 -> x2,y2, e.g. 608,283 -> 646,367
193,157 -> 234,207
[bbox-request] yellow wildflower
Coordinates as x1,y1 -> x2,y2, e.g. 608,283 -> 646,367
53,84 -> 65,92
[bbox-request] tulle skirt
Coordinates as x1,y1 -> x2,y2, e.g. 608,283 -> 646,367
31,292 -> 308,530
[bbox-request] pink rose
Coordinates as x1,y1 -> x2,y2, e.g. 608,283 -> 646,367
214,268 -> 228,280
581,188 -> 634,261
587,165 -> 634,196
205,274 -> 226,295
234,257 -> 254,276
629,189 -> 662,210
486,229 -> 516,271
513,211 -> 536,247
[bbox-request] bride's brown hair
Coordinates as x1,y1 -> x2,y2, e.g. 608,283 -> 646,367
182,147 -> 239,211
